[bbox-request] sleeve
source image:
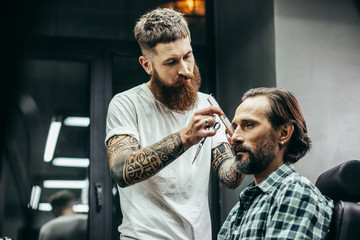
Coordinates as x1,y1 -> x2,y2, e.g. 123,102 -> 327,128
105,94 -> 140,145
265,182 -> 332,240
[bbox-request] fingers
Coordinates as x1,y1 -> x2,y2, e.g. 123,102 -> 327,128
179,107 -> 222,150
226,133 -> 233,145
204,118 -> 210,128
194,106 -> 223,117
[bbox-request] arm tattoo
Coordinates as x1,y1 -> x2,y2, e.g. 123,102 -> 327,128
211,143 -> 244,189
107,133 -> 184,187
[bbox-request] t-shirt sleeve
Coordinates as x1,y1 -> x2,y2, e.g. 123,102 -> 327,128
105,94 -> 140,145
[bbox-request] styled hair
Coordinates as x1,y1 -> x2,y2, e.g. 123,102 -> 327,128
49,190 -> 76,217
134,8 -> 190,56
242,87 -> 311,163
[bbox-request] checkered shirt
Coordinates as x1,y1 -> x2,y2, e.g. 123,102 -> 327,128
218,163 -> 333,240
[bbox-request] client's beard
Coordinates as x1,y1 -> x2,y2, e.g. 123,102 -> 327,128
150,64 -> 201,112
232,132 -> 277,174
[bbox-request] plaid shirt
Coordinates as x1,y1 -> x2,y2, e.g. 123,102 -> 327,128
218,163 -> 333,240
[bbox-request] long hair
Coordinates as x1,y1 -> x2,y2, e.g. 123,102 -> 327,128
242,87 -> 311,163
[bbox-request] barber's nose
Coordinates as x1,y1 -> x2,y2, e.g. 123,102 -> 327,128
178,60 -> 190,77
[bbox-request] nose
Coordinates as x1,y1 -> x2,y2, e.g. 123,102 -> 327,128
178,59 -> 190,77
231,128 -> 245,146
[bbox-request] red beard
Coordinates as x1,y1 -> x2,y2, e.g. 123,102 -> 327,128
150,64 -> 202,112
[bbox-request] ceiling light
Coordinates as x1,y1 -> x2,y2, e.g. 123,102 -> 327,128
28,185 -> 41,210
38,203 -> 89,213
161,0 -> 205,16
38,203 -> 52,211
52,157 -> 90,168
64,117 -> 90,127
73,204 -> 89,213
43,180 -> 87,189
44,120 -> 62,162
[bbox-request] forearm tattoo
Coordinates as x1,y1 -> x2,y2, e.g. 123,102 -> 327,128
212,143 -> 243,189
107,133 -> 184,187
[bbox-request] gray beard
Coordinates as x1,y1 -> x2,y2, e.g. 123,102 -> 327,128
233,134 -> 277,174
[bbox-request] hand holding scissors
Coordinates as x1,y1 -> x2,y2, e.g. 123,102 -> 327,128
192,121 -> 221,164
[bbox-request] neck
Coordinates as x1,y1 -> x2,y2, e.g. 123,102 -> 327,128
253,156 -> 284,185
61,208 -> 75,216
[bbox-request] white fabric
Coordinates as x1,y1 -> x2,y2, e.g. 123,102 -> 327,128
38,214 -> 87,240
105,83 -> 227,240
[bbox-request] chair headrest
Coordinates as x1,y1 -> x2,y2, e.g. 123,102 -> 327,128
315,160 -> 360,203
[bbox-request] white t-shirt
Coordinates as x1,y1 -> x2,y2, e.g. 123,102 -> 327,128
105,83 -> 227,240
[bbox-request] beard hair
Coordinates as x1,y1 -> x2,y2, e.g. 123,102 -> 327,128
232,132 -> 277,175
149,64 -> 202,112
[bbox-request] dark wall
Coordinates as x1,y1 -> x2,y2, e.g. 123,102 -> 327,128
214,0 -> 276,118
212,0 -> 276,227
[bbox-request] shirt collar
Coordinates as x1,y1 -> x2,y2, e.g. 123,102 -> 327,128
256,163 -> 295,194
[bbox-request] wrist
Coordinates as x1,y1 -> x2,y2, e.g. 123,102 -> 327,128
179,129 -> 192,151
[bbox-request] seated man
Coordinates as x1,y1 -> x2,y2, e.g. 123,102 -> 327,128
38,190 -> 87,240
218,87 -> 333,239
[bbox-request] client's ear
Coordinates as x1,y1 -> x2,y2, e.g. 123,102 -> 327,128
278,122 -> 294,146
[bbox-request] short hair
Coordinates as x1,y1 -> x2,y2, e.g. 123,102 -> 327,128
134,8 -> 191,56
242,87 -> 311,163
49,190 -> 76,217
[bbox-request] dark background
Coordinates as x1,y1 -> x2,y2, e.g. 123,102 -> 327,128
0,0 -> 276,239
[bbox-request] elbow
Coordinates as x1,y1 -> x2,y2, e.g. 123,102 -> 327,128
110,167 -> 129,188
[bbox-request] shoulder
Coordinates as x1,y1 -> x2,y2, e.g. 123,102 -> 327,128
276,171 -> 319,198
274,170 -> 333,209
111,84 -> 146,102
194,92 -> 211,108
108,84 -> 150,110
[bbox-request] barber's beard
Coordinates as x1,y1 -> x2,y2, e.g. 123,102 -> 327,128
232,132 -> 277,175
150,64 -> 201,112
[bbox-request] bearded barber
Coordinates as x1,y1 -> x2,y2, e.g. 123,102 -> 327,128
105,8 -> 242,240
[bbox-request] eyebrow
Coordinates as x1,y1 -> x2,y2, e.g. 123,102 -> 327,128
164,50 -> 193,62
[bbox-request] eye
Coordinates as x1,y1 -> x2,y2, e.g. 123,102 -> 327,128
244,122 -> 254,128
231,123 -> 238,131
165,60 -> 176,66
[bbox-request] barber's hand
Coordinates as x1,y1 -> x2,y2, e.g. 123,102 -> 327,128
226,133 -> 233,146
179,106 -> 223,151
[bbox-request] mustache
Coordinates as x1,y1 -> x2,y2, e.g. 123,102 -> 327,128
233,143 -> 252,154
175,72 -> 195,83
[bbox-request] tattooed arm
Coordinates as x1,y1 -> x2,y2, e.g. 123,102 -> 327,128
211,142 -> 244,189
107,133 -> 184,188
107,106 -> 225,188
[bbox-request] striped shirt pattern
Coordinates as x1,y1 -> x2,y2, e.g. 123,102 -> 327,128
218,163 -> 333,240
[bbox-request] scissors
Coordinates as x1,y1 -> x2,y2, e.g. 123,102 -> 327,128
192,121 -> 221,164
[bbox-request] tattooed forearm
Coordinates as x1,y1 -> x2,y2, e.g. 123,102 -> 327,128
212,143 -> 244,189
107,133 -> 184,188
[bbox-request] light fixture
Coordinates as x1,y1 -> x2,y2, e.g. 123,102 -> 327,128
73,204 -> 89,213
38,203 -> 52,211
43,180 -> 87,189
28,185 -> 41,209
52,157 -> 90,168
38,203 -> 89,213
43,120 -> 62,162
161,0 -> 205,16
64,117 -> 90,127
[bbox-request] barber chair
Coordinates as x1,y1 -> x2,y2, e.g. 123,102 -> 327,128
315,160 -> 360,240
